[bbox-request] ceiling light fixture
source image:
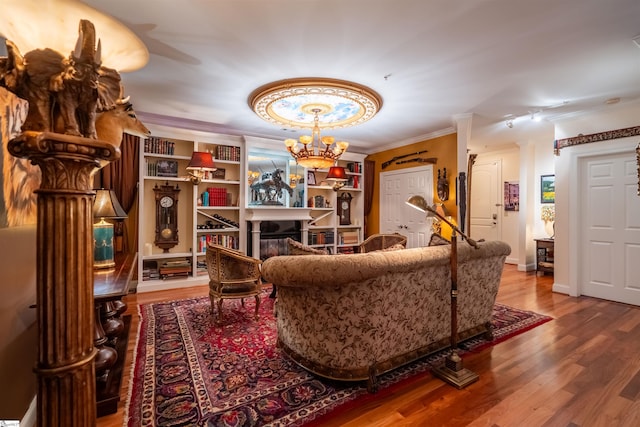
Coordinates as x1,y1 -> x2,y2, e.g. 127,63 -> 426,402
249,78 -> 382,169
505,115 -> 515,128
530,110 -> 542,122
284,108 -> 349,169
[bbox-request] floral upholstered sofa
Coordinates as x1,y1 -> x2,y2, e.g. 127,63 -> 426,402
261,240 -> 511,391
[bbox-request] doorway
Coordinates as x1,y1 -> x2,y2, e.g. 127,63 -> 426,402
470,160 -> 501,242
380,166 -> 433,248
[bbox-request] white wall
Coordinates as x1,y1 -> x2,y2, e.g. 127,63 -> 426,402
553,99 -> 640,296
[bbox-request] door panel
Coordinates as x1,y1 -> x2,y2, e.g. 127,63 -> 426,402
581,153 -> 640,305
380,166 -> 433,248
470,160 -> 501,242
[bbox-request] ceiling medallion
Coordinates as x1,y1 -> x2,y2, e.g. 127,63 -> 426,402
248,77 -> 383,130
249,78 -> 382,169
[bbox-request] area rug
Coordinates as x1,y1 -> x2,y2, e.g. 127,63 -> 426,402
125,291 -> 551,427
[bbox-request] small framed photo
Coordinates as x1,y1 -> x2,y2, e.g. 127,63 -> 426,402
156,160 -> 178,177
540,175 -> 555,203
307,170 -> 316,186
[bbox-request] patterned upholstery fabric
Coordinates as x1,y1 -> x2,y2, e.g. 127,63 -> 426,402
358,233 -> 407,253
262,240 -> 511,383
286,237 -> 329,255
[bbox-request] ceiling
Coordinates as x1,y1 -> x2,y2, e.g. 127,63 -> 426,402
10,1 -> 640,154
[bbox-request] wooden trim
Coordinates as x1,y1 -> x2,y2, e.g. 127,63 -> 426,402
554,125 -> 640,154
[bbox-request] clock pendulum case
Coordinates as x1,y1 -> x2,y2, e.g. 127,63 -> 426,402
337,192 -> 353,225
154,182 -> 181,252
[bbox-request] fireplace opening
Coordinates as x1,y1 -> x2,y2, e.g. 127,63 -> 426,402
247,220 -> 302,260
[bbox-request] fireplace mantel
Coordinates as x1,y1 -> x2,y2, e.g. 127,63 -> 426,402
245,207 -> 312,222
246,208 -> 313,259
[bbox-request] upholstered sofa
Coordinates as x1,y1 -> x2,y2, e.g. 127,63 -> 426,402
261,240 -> 511,391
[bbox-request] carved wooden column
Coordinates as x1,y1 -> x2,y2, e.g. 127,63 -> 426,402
8,131 -> 119,427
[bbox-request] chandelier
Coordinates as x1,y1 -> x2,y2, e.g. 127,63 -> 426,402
284,108 -> 349,169
248,78 -> 382,169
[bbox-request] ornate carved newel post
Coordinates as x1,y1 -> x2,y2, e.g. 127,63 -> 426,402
8,131 -> 119,427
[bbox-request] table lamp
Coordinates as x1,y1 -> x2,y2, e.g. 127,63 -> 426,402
93,189 -> 128,269
186,151 -> 216,184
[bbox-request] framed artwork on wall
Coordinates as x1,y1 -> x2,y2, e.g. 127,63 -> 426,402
540,175 -> 555,204
307,170 -> 316,186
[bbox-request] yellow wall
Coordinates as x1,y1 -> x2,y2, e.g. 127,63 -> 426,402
365,133 -> 458,239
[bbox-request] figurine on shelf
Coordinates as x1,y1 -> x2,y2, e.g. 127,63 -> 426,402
249,164 -> 293,205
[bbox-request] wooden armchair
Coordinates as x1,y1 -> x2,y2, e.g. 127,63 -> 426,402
206,244 -> 262,324
358,233 -> 407,253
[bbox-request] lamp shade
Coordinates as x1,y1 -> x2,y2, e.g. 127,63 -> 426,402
326,166 -> 348,181
186,151 -> 216,170
93,189 -> 127,219
406,195 -> 430,213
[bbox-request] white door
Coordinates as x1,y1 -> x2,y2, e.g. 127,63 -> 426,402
580,153 -> 640,305
380,166 -> 433,248
470,160 -> 501,242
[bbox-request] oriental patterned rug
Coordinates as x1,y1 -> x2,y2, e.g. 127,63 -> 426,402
125,291 -> 551,427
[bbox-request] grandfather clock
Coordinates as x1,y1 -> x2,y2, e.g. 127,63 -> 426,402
154,182 -> 180,252
337,192 -> 353,225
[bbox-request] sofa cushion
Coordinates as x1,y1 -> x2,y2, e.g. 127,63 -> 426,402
378,243 -> 406,252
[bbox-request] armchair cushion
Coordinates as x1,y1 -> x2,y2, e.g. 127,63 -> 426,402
358,233 -> 407,253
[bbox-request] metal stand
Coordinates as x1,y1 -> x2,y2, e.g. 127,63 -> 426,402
428,218 -> 479,389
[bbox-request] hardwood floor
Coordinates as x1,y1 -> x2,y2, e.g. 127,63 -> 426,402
97,265 -> 640,426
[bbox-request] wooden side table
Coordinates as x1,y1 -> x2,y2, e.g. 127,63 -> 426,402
535,238 -> 554,276
94,252 -> 137,417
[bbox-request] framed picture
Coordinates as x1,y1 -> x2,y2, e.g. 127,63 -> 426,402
504,181 -> 519,211
307,170 -> 316,186
540,175 -> 555,203
156,160 -> 178,177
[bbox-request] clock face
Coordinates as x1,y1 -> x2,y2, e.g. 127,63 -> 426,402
160,196 -> 174,208
342,201 -> 349,210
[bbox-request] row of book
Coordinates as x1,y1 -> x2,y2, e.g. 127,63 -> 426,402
145,137 -> 176,155
158,259 -> 191,280
338,230 -> 359,245
203,187 -> 229,206
346,162 -> 363,173
216,145 -> 241,162
142,259 -> 192,281
197,235 -> 239,252
308,231 -> 335,245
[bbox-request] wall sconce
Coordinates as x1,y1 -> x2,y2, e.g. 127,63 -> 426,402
93,189 -> 128,269
326,165 -> 348,191
186,151 -> 216,184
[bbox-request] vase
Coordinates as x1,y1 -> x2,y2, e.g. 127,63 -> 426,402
544,220 -> 555,239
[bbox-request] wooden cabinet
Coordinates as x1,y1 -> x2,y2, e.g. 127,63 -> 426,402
535,238 -> 554,276
94,252 -> 137,417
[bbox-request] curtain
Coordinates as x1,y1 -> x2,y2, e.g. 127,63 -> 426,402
100,133 -> 140,253
363,159 -> 375,237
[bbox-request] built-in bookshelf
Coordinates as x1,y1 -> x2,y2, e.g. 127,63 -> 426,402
137,124 -> 245,293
